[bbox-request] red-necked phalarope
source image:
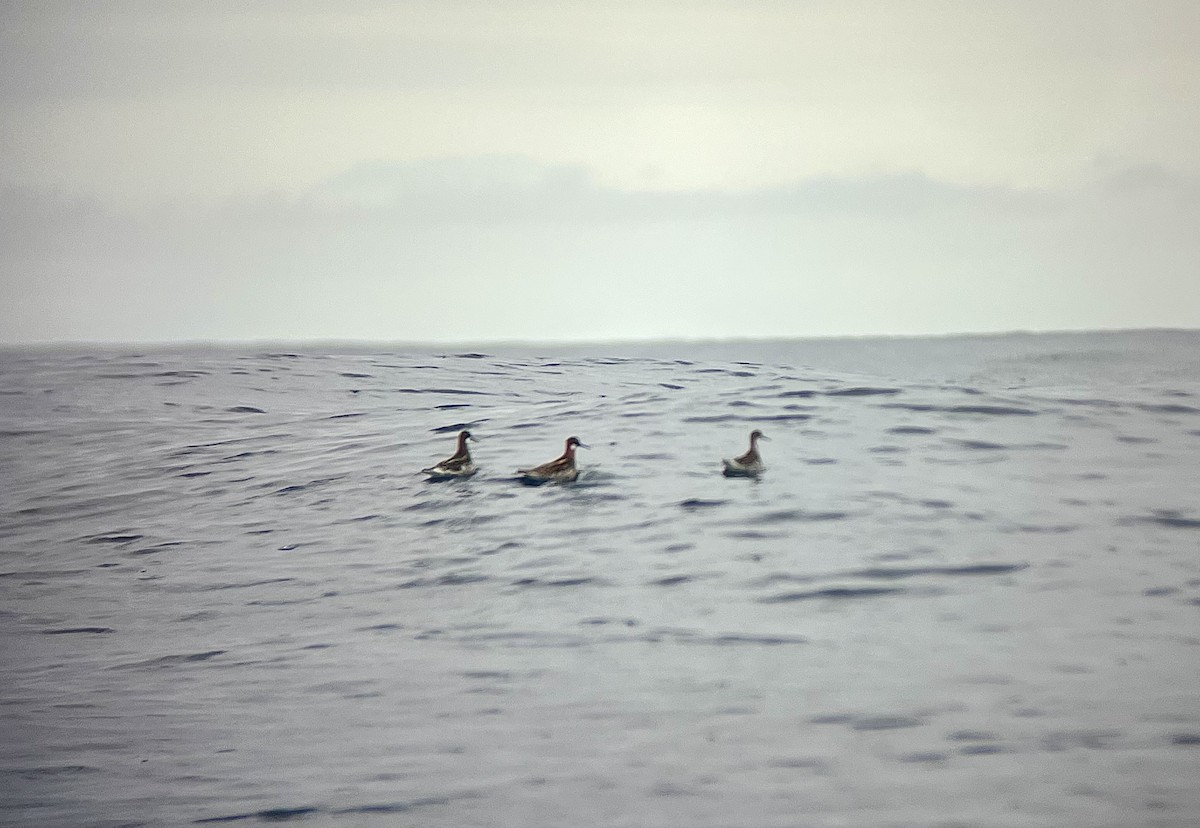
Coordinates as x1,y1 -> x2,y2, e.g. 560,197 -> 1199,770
517,436 -> 588,484
722,429 -> 767,477
422,430 -> 477,479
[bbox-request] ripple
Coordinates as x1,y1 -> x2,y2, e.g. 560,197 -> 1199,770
1125,510 -> 1200,529
824,386 -> 901,397
83,532 -> 145,544
767,756 -> 829,771
948,729 -> 1002,742
708,633 -> 807,646
1137,403 -> 1200,415
679,498 -> 727,509
110,650 -> 226,670
431,421 -> 485,433
760,587 -> 905,603
755,413 -> 813,422
333,796 -> 465,815
851,715 -> 924,731
680,412 -> 812,425
197,578 -> 296,592
649,575 -> 699,587
898,751 -> 949,763
849,563 -> 1028,580
949,439 -> 1006,451
0,427 -> 52,437
882,403 -> 1039,416
1040,729 -> 1124,751
1052,396 -> 1123,408
196,806 -> 318,823
1144,586 -> 1180,597
400,573 -> 490,588
0,566 -> 85,580
399,387 -> 493,396
753,508 -> 849,524
357,623 -> 405,632
511,576 -> 608,589
42,627 -> 115,635
808,713 -> 857,725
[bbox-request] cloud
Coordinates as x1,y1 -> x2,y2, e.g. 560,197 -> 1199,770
295,155 -> 1057,223
3,2 -> 1199,206
1,157 -> 1197,343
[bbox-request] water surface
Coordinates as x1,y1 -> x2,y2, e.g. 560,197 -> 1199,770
2,330 -> 1199,826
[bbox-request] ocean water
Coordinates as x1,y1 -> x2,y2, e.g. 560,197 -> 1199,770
1,329 -> 1199,828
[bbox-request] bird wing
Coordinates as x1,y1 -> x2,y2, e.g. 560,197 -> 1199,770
733,447 -> 760,466
519,455 -> 573,477
437,453 -> 472,472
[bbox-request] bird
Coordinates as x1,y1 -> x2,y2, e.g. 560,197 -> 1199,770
517,436 -> 588,484
421,430 -> 477,480
722,429 -> 767,477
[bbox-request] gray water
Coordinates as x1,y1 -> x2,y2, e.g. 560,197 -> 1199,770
2,330 -> 1199,827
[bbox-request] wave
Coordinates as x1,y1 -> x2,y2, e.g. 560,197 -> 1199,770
2,334 -> 1198,827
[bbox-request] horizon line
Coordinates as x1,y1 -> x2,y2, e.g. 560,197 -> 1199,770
2,325 -> 1197,352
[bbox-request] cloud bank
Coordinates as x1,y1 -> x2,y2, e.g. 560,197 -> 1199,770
2,157 -> 1197,343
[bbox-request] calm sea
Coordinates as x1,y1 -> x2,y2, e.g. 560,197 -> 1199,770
2,330 -> 1199,827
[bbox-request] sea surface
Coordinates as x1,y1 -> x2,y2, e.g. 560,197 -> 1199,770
2,329 -> 1199,827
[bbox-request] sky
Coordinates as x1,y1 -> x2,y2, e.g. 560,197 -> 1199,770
1,0 -> 1198,344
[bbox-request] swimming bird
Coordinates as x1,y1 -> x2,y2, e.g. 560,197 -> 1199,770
421,430 -> 477,480
722,429 -> 767,477
517,436 -> 588,484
